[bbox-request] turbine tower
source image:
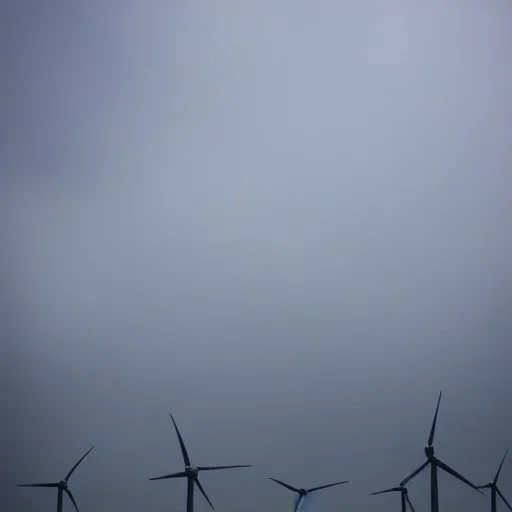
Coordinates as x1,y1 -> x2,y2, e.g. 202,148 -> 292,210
477,449 -> 512,511
149,412 -> 251,512
18,445 -> 95,512
269,477 -> 348,512
370,485 -> 416,512
400,391 -> 483,512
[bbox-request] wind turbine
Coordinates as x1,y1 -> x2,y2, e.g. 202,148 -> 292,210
269,477 -> 349,512
149,413 -> 251,512
399,390 -> 483,512
17,445 -> 95,512
370,485 -> 416,512
477,449 -> 512,511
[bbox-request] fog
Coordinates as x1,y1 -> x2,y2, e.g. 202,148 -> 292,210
2,1 -> 511,511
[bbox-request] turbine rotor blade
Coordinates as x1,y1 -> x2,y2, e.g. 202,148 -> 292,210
269,478 -> 300,493
435,458 -> 484,494
405,494 -> 417,512
64,488 -> 80,512
195,477 -> 214,510
494,449 -> 509,484
370,487 -> 402,495
198,465 -> 251,471
497,488 -> 512,511
294,494 -> 303,512
149,471 -> 188,481
307,481 -> 348,493
169,413 -> 191,467
65,445 -> 95,481
428,390 -> 442,446
18,483 -> 59,488
400,460 -> 429,486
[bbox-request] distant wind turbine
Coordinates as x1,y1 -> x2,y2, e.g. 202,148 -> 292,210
18,445 -> 95,512
149,412 -> 251,512
269,477 -> 348,512
370,485 -> 416,512
477,449 -> 512,511
399,391 -> 483,512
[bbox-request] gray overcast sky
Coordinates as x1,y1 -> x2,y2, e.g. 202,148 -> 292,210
2,1 -> 512,511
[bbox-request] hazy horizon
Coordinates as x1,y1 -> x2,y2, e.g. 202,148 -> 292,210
2,1 -> 511,511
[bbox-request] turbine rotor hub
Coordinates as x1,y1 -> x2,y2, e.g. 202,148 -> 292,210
185,465 -> 199,476
424,446 -> 435,459
59,481 -> 67,489
299,489 -> 307,495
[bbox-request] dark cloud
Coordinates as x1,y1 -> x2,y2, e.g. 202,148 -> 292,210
2,1 -> 512,511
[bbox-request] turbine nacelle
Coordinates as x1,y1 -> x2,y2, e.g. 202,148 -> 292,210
58,480 -> 68,489
424,446 -> 435,459
185,465 -> 199,476
298,488 -> 307,495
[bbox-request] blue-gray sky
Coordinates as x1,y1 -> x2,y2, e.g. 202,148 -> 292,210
2,1 -> 512,511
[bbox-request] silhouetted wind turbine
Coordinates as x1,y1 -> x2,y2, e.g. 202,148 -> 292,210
17,445 -> 95,512
477,449 -> 512,511
269,477 -> 349,512
399,390 -> 483,512
370,485 -> 416,512
149,413 -> 251,512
